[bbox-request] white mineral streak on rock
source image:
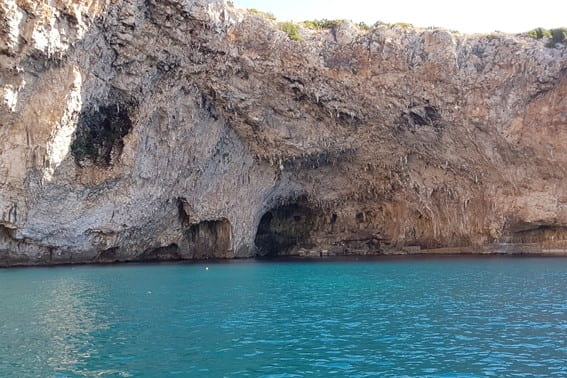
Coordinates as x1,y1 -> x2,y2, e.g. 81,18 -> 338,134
2,83 -> 20,111
0,0 -> 24,51
44,67 -> 83,182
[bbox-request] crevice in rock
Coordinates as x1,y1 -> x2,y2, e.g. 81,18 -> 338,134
279,148 -> 356,170
508,224 -> 567,244
96,247 -> 120,262
139,243 -> 181,261
200,91 -> 219,121
399,103 -> 442,131
177,197 -> 191,226
182,219 -> 232,259
0,225 -> 15,240
21,51 -> 68,73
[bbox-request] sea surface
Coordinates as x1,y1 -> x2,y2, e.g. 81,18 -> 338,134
1,257 -> 566,377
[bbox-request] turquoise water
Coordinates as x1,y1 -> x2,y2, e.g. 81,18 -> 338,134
1,257 -> 566,377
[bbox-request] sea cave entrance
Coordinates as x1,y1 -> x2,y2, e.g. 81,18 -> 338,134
254,203 -> 316,257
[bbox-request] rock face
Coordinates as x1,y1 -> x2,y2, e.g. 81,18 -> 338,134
0,0 -> 566,266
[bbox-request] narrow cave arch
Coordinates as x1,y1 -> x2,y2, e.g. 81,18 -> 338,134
254,203 -> 316,257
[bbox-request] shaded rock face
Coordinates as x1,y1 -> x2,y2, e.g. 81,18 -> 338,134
0,0 -> 566,265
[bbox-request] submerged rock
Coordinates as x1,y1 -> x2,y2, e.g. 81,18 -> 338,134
0,0 -> 566,265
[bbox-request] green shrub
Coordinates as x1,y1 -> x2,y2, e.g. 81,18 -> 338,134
301,19 -> 344,30
527,27 -> 552,39
317,19 -> 343,29
357,22 -> 371,31
392,22 -> 413,28
278,22 -> 303,41
301,20 -> 319,30
248,8 -> 276,21
526,27 -> 567,47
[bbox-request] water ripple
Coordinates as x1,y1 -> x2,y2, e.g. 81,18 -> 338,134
1,258 -> 566,376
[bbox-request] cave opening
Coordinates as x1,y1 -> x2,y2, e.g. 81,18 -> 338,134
71,100 -> 135,166
254,203 -> 316,257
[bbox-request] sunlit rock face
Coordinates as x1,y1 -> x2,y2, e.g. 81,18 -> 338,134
0,0 -> 566,265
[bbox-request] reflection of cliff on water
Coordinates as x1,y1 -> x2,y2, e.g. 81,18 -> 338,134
0,272 -> 114,376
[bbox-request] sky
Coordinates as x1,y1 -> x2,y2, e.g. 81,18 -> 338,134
232,0 -> 566,34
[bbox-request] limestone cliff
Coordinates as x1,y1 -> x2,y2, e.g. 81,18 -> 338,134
1,0 -> 566,266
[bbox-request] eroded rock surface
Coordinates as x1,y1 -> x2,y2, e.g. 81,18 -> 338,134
1,0 -> 566,265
